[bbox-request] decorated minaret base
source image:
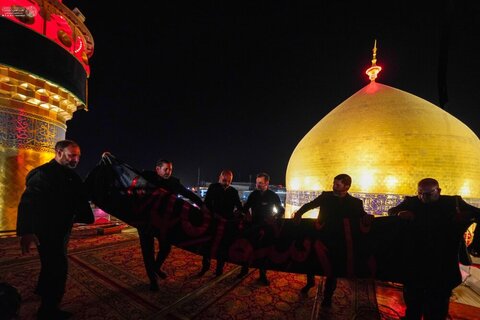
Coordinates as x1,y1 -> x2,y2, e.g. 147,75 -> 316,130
0,0 -> 93,232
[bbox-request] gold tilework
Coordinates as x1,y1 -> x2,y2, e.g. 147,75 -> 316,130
0,65 -> 76,232
0,147 -> 55,232
0,65 -> 85,121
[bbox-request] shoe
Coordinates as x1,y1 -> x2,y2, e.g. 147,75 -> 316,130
155,269 -> 167,279
321,297 -> 332,307
149,281 -> 159,292
37,308 -> 73,320
197,266 -> 209,277
300,281 -> 315,294
258,276 -> 270,286
215,261 -> 225,276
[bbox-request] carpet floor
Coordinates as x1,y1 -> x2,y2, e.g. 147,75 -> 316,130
1,227 -> 479,320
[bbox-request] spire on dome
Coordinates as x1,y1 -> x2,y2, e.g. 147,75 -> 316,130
365,39 -> 382,82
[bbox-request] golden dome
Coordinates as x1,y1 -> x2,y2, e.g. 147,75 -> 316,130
286,81 -> 480,216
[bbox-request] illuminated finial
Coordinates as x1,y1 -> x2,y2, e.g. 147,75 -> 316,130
365,39 -> 382,82
371,39 -> 378,65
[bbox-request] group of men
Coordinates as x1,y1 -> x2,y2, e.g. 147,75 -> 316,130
16,139 -> 480,320
15,140 -> 285,319
138,161 -> 285,289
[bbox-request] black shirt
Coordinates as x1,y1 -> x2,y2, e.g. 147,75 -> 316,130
244,189 -> 285,225
204,183 -> 242,220
388,195 -> 480,289
17,159 -> 93,236
142,170 -> 203,207
296,191 -> 366,223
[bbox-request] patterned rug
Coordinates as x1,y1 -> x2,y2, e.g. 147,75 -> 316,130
1,231 -> 479,320
0,226 -> 137,265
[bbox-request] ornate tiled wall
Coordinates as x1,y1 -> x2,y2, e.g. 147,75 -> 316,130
0,107 -> 65,151
0,106 -> 63,232
286,190 -> 480,218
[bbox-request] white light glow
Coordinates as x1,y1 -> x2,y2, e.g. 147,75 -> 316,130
358,170 -> 375,192
385,175 -> 398,190
460,181 -> 471,197
290,178 -> 300,190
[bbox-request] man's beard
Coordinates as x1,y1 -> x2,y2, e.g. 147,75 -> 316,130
66,161 -> 78,168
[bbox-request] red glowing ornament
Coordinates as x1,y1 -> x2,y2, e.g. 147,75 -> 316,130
0,0 -> 90,74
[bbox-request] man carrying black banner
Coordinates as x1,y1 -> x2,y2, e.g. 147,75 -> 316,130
138,159 -> 205,291
239,172 -> 285,285
17,140 -> 94,320
197,169 -> 243,276
293,174 -> 371,307
388,178 -> 480,320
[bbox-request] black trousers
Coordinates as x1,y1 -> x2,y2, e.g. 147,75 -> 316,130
306,274 -> 337,297
403,285 -> 451,320
239,222 -> 274,279
200,219 -> 236,272
138,228 -> 171,282
37,232 -> 70,309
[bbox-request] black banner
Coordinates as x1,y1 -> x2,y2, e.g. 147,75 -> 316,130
85,153 -> 473,284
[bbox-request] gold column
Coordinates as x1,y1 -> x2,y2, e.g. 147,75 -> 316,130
0,66 -> 82,232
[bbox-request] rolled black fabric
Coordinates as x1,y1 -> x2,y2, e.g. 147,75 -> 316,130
85,153 -> 475,282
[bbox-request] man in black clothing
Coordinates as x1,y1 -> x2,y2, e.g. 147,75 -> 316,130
138,159 -> 204,291
197,170 -> 243,276
239,172 -> 285,285
17,140 -> 94,320
388,178 -> 480,320
293,174 -> 370,306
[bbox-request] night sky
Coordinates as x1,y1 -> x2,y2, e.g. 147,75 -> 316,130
62,1 -> 480,187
